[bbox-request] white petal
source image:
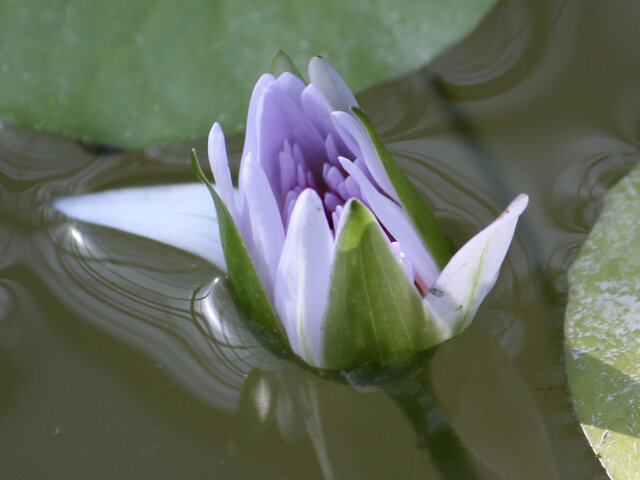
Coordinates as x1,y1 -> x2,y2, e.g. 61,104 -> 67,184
331,111 -> 399,202
54,184 -> 227,270
240,154 -> 285,299
308,57 -> 358,112
208,122 -> 237,220
274,189 -> 334,367
424,194 -> 529,338
339,157 -> 439,288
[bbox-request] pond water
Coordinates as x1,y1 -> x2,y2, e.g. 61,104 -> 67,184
1,0 -> 639,478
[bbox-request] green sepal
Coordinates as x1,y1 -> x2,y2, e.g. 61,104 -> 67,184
351,107 -> 454,270
270,50 -> 305,81
190,150 -> 285,349
322,199 -> 445,370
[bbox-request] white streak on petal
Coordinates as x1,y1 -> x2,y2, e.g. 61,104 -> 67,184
274,189 -> 334,367
340,157 -> 439,288
308,57 -> 358,112
425,194 -> 529,338
332,111 -> 399,202
54,184 -> 227,271
208,123 -> 237,220
240,154 -> 285,299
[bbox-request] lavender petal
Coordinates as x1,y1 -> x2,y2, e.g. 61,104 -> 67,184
208,123 -> 237,220
274,188 -> 334,367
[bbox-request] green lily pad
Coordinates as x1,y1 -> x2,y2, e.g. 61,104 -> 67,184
565,162 -> 640,477
0,0 -> 496,147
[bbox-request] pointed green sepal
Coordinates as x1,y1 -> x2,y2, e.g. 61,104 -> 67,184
351,107 -> 454,270
322,199 -> 445,370
190,150 -> 285,349
270,50 -> 305,81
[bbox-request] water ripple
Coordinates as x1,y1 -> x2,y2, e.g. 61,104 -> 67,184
431,0 -> 570,101
37,218 -> 280,410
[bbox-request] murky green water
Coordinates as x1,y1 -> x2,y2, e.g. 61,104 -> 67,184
1,0 -> 639,478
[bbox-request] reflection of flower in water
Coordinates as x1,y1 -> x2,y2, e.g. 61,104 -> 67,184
43,218 -> 278,412
231,363 -> 446,479
40,223 -> 444,477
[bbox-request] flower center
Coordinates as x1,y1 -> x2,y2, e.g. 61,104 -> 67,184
278,135 -> 363,232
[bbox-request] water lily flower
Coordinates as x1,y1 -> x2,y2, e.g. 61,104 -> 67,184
190,54 -> 529,370
54,53 -> 527,371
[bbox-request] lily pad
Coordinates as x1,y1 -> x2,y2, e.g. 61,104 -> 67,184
0,0 -> 496,147
565,162 -> 640,477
